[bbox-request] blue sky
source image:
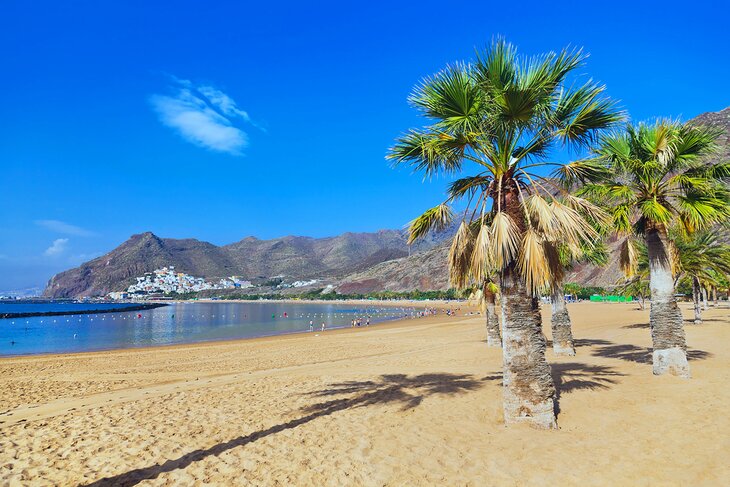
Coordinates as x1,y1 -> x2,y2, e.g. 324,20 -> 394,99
1,0 -> 729,292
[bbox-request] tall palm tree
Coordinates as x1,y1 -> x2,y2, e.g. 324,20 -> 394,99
617,276 -> 651,310
672,229 -> 730,324
549,241 -> 608,356
482,279 -> 502,346
469,279 -> 502,346
583,120 -> 729,377
388,39 -> 621,428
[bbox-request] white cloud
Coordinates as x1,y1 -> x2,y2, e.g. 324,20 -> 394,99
150,78 -> 253,155
35,220 -> 96,237
44,238 -> 69,257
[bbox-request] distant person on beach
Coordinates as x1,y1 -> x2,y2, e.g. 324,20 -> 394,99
309,321 -> 314,332
321,322 -> 326,331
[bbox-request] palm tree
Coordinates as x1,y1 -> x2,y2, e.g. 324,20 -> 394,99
550,241 -> 608,356
482,279 -> 502,346
469,279 -> 502,346
617,277 -> 651,310
615,243 -> 652,310
672,230 -> 730,324
388,39 -> 621,428
583,120 -> 729,377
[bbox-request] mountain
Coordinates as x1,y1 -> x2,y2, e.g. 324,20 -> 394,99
337,244 -> 449,294
43,229 -> 450,298
690,106 -> 730,162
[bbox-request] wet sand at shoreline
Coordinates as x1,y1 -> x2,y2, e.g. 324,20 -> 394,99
1,302 -> 728,486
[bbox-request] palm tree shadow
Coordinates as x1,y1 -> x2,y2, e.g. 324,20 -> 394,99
83,373 -> 492,487
551,362 -> 625,416
622,323 -> 650,329
591,344 -> 712,364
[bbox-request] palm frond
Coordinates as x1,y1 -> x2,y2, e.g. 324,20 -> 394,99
554,83 -> 623,148
619,237 -> 638,278
470,224 -> 493,282
490,211 -> 520,268
448,221 -> 475,289
447,175 -> 491,200
406,203 -> 454,244
517,229 -> 551,294
409,63 -> 483,133
549,200 -> 598,243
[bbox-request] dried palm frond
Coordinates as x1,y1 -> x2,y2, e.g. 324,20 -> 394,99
470,224 -> 493,282
517,229 -> 551,295
563,194 -> 611,227
668,239 -> 681,277
549,200 -> 598,243
619,237 -> 638,278
525,194 -> 554,235
543,240 -> 565,290
448,221 -> 475,288
490,211 -> 520,268
468,287 -> 484,312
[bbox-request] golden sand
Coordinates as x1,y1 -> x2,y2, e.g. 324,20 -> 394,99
1,302 -> 728,486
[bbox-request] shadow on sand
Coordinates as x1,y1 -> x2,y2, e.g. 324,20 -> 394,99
550,362 -> 625,415
83,373 -> 491,487
84,332 -> 716,486
623,317 -> 727,329
590,343 -> 712,364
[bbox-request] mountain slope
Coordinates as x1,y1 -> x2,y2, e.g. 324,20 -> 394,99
43,229 -> 448,298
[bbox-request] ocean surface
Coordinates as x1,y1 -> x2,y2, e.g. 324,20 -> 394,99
0,301 -> 422,356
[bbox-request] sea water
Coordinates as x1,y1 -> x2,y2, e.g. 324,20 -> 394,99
0,301 -> 419,356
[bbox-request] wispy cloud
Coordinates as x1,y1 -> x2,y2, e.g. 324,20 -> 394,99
150,77 -> 254,155
35,220 -> 96,237
44,238 -> 69,257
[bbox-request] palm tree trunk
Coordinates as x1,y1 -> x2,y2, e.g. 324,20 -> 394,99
501,265 -> 557,429
712,288 -> 717,307
692,276 -> 702,324
646,227 -> 690,377
701,287 -> 708,311
485,290 -> 502,347
550,286 -> 575,356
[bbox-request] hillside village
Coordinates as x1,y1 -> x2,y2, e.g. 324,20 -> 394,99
107,266 -> 321,299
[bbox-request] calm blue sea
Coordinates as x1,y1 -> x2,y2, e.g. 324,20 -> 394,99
0,301 -> 420,356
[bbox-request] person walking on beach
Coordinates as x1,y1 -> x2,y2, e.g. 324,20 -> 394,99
309,320 -> 314,332
321,322 -> 326,332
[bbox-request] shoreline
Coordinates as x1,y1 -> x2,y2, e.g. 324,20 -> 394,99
0,300 -> 462,361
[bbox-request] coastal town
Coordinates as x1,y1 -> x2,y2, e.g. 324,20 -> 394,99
107,266 -> 320,299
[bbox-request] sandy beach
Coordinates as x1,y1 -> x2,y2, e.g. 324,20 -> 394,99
1,301 -> 729,486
